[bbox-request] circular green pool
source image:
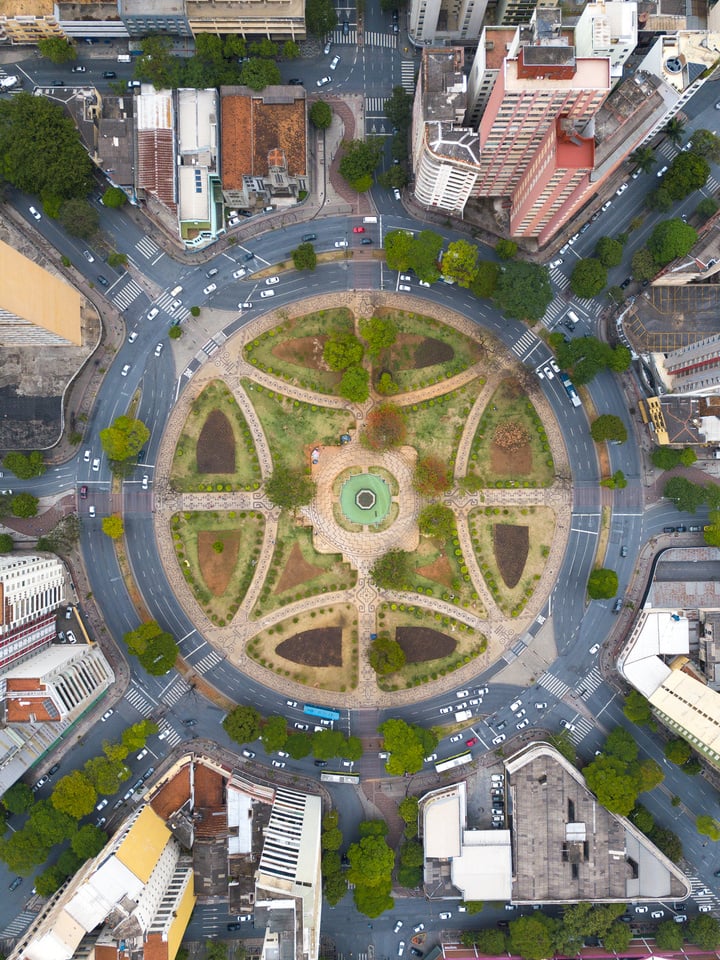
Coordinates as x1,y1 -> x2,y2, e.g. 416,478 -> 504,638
340,473 -> 391,525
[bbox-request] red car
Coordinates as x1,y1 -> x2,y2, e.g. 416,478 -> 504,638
466,736 -> 478,747
352,226 -> 365,233
79,485 -> 88,500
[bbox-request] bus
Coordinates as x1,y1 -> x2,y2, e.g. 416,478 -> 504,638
435,751 -> 472,774
320,771 -> 360,784
303,704 -> 341,722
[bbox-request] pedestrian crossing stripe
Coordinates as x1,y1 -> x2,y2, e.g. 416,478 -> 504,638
364,31 -> 398,48
110,278 -> 144,311
580,666 -> 604,699
401,62 -> 416,94
136,236 -> 161,259
567,716 -> 594,744
365,97 -> 388,115
538,671 -> 570,699
164,676 -> 192,707
194,650 -> 223,674
156,291 -> 190,322
512,330 -> 540,358
125,686 -> 153,716
329,28 -> 358,44
0,909 -> 39,939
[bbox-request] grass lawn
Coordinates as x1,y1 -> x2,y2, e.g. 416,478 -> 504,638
171,510 -> 265,625
246,604 -> 359,691
252,512 -> 357,618
407,533 -> 485,613
468,505 -> 555,616
468,378 -> 554,487
402,379 -> 484,465
375,602 -> 487,690
243,308 -> 355,393
171,380 -> 261,492
243,379 -> 355,472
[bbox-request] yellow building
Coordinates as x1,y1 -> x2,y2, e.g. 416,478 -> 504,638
0,0 -> 65,43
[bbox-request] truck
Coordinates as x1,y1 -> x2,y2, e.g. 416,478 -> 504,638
455,709 -> 472,722
0,76 -> 19,90
559,372 -> 582,408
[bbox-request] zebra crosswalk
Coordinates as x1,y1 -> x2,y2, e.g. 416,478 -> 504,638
158,723 -> 182,747
400,61 -> 416,94
511,329 -> 541,359
125,685 -> 154,717
365,96 -> 388,115
156,291 -> 190,322
706,175 -> 720,194
329,27 -> 358,44
194,650 -> 224,674
567,716 -> 594,744
164,676 -> 192,707
135,236 -> 163,262
364,31 -> 397,47
688,874 -> 720,913
202,338 -> 220,356
0,909 -> 39,939
110,277 -> 144,312
538,671 -> 570,700
579,666 -> 604,700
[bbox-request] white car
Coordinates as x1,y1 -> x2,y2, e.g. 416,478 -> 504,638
393,921 -> 403,933
469,698 -> 481,706
491,774 -> 504,782
260,289 -> 275,298
142,475 -> 149,490
171,299 -> 183,310
265,276 -> 280,285
674,915 -> 688,923
510,699 -> 522,711
203,283 -> 217,296
657,165 -> 668,178
549,258 -> 563,268
88,506 -> 95,518
439,912 -> 452,920
418,280 -> 431,287
399,284 -> 411,291
83,250 -> 95,263
439,706 -> 452,714
397,943 -> 405,957
589,643 -> 600,654
635,906 -> 648,914
544,366 -> 554,379
615,182 -> 628,195
158,730 -> 170,740
400,274 -> 412,282
651,911 -> 664,919
271,760 -> 285,768
286,699 -> 298,707
516,718 -> 529,729
456,689 -> 469,698
101,709 -> 114,721
515,709 -> 526,719
121,364 -> 131,377
92,458 -> 100,472
450,734 -> 462,743
29,206 -> 42,220
316,76 -> 331,87
568,232 -> 580,245
96,798 -> 108,811
559,243 -> 570,255
424,753 -> 437,763
128,331 -> 138,343
137,748 -> 148,760
492,734 -> 506,744
393,188 -> 401,200
154,342 -> 163,356
84,449 -> 91,462
335,240 -> 348,247
413,924 -> 425,933
232,268 -> 246,279
561,720 -> 576,732
549,359 -> 560,373
239,302 -> 253,309
699,905 -> 713,913
147,307 -> 159,321
330,55 -> 340,69
535,702 -> 547,709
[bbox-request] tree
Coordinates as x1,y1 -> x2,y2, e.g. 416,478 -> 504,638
2,781 -> 34,815
240,58 -> 281,90
343,735 -> 363,761
648,219 -> 698,265
418,503 -> 455,539
600,470 -> 627,490
338,366 -> 369,402
400,839 -> 424,868
664,116 -> 686,145
347,835 -> 395,888
265,466 -> 316,510
205,941 -> 229,960
590,415 -> 627,443
84,755 -> 129,794
322,826 -> 343,851
0,533 -> 12,553
324,333 -> 364,371
409,230 -> 443,283
223,705 -> 261,745
368,636 -> 406,675
624,690 -> 653,725
494,261 -> 553,322
571,258 -> 607,298
339,138 -> 383,192
102,186 -> 127,208
169,325 -> 182,340
495,239 -> 517,260
602,922 -> 632,953
665,738 -> 691,765
696,197 -> 718,221
656,920 -> 686,951
587,568 -> 618,600
362,404 -> 407,450
471,261 -> 500,298
509,914 -> 557,960
398,796 -> 419,825
664,476 -> 706,513
353,879 -> 394,918
631,804 -> 654,834
324,872 -> 348,905
379,718 -> 437,776
51,770 -> 97,818
696,815 -> 720,841
604,727 -> 638,763
583,756 -> 638,816
384,229 -> 414,272
281,38 -> 300,58
312,729 -> 345,760
652,446 -> 695,469
595,237 -> 624,268
99,416 -> 150,462
385,86 -> 413,130
663,151 -> 710,200
629,145 -> 655,174
360,820 -> 389,838
465,929 -> 506,953
309,101 -> 333,132
291,242 -> 317,272
59,198 -> 99,239
3,451 -> 45,479
71,824 -> 107,860
38,37 -> 77,63
35,865 -> 68,896
26,800 -> 76,847
359,316 -> 397,357
123,621 -> 178,676
631,248 -> 658,282
688,915 -> 720,949
413,455 -> 450,496
441,240 -> 479,288
261,715 -> 288,753
633,757 -> 664,793
102,515 -> 124,539
11,493 -> 39,518
305,0 -> 338,35
370,549 -> 412,590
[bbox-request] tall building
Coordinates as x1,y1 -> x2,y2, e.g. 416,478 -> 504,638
657,333 -> 720,397
185,0 -> 305,39
0,555 -> 65,672
408,0 -> 489,47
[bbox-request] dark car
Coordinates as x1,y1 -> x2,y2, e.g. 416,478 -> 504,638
613,597 -> 623,613
676,525 -> 687,532
52,80 -> 65,86
9,877 -> 22,891
620,277 -> 632,289
227,923 -> 241,931
302,233 -> 317,242
342,19 -> 350,34
663,526 -> 676,534
80,485 -> 88,499
288,78 -> 303,85
183,718 -> 198,726
48,763 -> 60,775
244,251 -> 255,261
620,545 -> 627,557
102,71 -> 117,79
411,950 -> 423,958
97,275 -> 109,286
314,759 -> 327,767
361,238 -> 374,244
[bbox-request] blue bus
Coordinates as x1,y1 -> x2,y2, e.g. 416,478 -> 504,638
303,703 -> 341,722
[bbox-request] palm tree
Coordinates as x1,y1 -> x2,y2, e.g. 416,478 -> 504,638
628,145 -> 655,175
664,116 -> 686,145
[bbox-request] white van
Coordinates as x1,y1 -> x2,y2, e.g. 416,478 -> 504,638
363,216 -> 378,224
117,54 -> 131,63
170,285 -> 183,297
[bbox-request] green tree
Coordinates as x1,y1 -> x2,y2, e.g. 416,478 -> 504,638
587,568 -> 618,600
688,915 -> 720,949
595,237 -> 624,268
362,404 -> 407,449
664,116 -> 686,145
631,804 -> 654,834
285,732 -> 313,760
465,929 -> 506,953
223,705 -> 261,745
413,455 -> 450,495
169,325 -> 182,340
624,690 -> 653,725
471,261 -> 499,299
633,757 -> 664,793
312,728 -> 345,760
696,197 -> 719,221
441,240 -> 479,288
102,186 -> 127,208
3,451 -> 45,479
399,839 -> 423,867
604,727 -> 638,763
51,770 -> 97,818
664,476 -> 706,513
322,826 -> 343,851
205,941 -> 228,960
417,503 -> 455,539
368,636 -> 406,675
11,493 -> 39,518
324,872 -> 348,905
379,718 -> 437,776
0,533 -> 12,553
0,828 -> 50,874
629,145 -> 655,174
2,781 -> 34,815
240,58 -> 281,90
102,515 -> 124,539
359,315 -> 397,357
648,219 -> 698,265
398,796 -> 419,825
665,738 -> 692,765
602,922 -> 632,953
650,825 -> 682,862
291,242 -> 317,272
376,372 -> 399,395
631,248 -> 658,282
495,239 -> 517,260
704,510 -> 720,547
338,138 -> 383,192
385,86 -> 413,130
409,230 -> 443,283
261,715 -> 288,753
652,446 -> 690,469
265,466 -> 316,510
353,879 -> 394,918
656,920 -> 685,951
384,229 -> 414,272
583,756 -> 638,816
347,835 -> 394,887
494,261 -> 553,322
590,415 -> 627,443
305,0 -> 338,35
71,824 -> 107,860
35,865 -> 67,896
600,470 -> 627,490
107,251 -> 128,268
84,755 -> 129,794
696,815 -> 720,841
281,39 -> 300,59
509,914 -> 557,960
59,198 -> 99,239
123,621 -> 178,676
324,333 -> 364,371
309,100 -> 332,129
339,366 -> 369,402
99,415 -> 150,462
571,258 -> 607,298
370,549 -> 412,589
360,820 -> 388,838
663,151 -> 710,200
37,37 -> 77,63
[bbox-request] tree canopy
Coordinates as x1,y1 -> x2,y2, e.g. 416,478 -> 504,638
648,219 -> 698,265
379,718 -> 437,775
338,138 -> 383,192
662,151 -> 710,201
223,705 -> 261,745
441,240 -> 479,288
240,58 -> 281,90
323,333 -> 364,371
51,770 -> 97,818
99,416 -> 149,463
418,503 -> 455,539
370,549 -> 412,589
590,415 -> 627,443
571,258 -> 607,298
359,315 -> 397,357
494,261 -> 553,322
362,404 -> 407,450
587,567 -> 618,600
59,198 -> 99,239
623,690 -> 653,725
368,636 -> 406,675
595,237 -> 624,268
663,476 -> 707,513
3,451 -> 45,480
550,334 -> 630,385
339,365 -> 370,402
11,493 -> 39,518
265,466 -> 316,510
305,0 -> 338,35
38,37 -> 77,63
583,756 -> 639,816
102,515 -> 124,540
261,715 -> 289,753
123,621 -> 178,675
291,242 -> 317,272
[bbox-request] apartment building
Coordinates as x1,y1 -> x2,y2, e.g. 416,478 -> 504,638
185,0 -> 305,39
657,333 -> 720,397
118,0 -> 191,38
0,555 -> 65,672
408,0 -> 489,47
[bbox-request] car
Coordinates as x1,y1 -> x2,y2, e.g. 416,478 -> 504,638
271,759 -> 286,769
158,729 -> 170,740
651,911 -> 664,919
171,299 -> 182,309
515,709 -> 526,719
413,923 -> 425,934
244,251 -> 255,261
96,798 -> 109,811
140,474 -> 149,490
620,277 -> 632,289
285,699 -> 298,707
101,709 -> 114,721
398,943 -> 406,957
663,526 -> 676,534
399,284 -> 411,291
439,912 -> 452,920
631,169 -> 641,179
492,734 -> 506,744
330,55 -> 340,69
334,240 -> 348,247
87,506 -> 95,519
399,274 -> 412,282
323,41 -> 332,54
504,904 -> 516,911
360,237 -> 374,245
393,188 -> 401,200
343,18 -> 350,34
657,165 -> 668,177
674,914 -> 688,923
48,763 -> 60,775
29,206 -> 41,220
440,706 -> 452,714
496,721 -> 506,730
568,232 -> 580,245
466,736 -> 478,747
121,363 -> 130,377
410,950 -> 423,958
9,877 -> 22,892
228,216 -> 241,227
561,720 -> 576,732
71,65 -> 87,73
142,766 -> 155,782
689,525 -> 701,533
203,283 -> 217,296
491,774 -> 504,782
102,70 -> 117,79
516,718 -> 529,729
549,258 -> 563,268
265,276 -> 280,286
477,686 -> 489,695
84,449 -> 91,462
613,597 -> 623,613
510,699 -> 522,711
52,79 -> 66,86
239,302 -> 253,309
232,268 -> 247,279
97,274 -> 109,287
682,140 -> 693,152
293,721 -> 309,730
317,76 -> 331,87
33,776 -> 49,791
676,524 -> 687,533
137,748 -> 148,761
469,697 -> 481,705
450,734 -> 463,743
424,753 -> 438,764
83,249 -> 95,263
537,368 -> 545,380
699,905 -> 713,913
287,78 -> 303,85
535,702 -> 547,709
559,243 -> 571,255
620,545 -> 628,557
601,200 -> 612,212
549,359 -> 560,374
227,923 -> 241,931
92,457 -> 100,473
615,182 -> 628,196
127,80 -> 141,89
96,817 -> 107,827
635,906 -> 648,914
455,688 -> 470,698
260,289 -> 275,298
590,643 -> 600,654
79,484 -> 89,500
393,921 -> 404,933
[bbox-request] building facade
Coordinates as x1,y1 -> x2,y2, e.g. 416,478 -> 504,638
0,555 -> 65,672
408,0 -> 489,47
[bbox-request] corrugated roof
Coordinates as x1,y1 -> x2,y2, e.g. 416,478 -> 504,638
137,129 -> 177,210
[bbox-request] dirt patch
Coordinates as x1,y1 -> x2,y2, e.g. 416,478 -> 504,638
417,555 -> 454,587
271,335 -> 336,373
490,440 -> 532,476
396,626 -> 457,663
414,337 -> 454,368
276,627 -> 343,667
197,530 -> 242,596
196,410 -> 235,473
493,524 -> 529,589
274,542 -> 326,594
